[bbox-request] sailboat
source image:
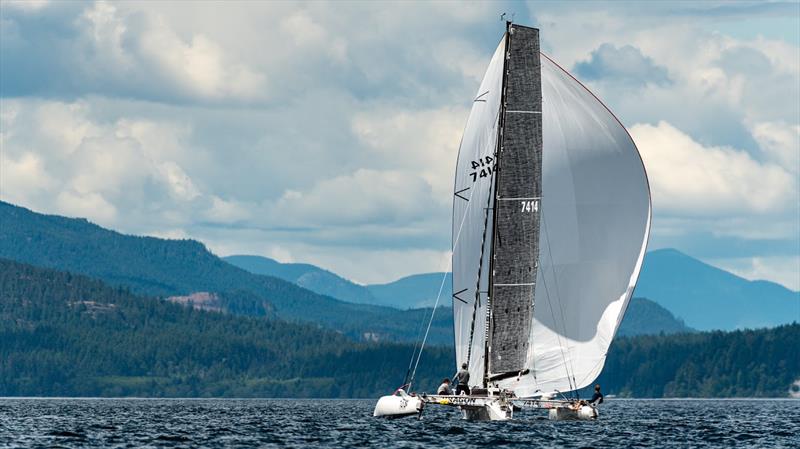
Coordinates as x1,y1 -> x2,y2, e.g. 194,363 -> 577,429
374,22 -> 650,421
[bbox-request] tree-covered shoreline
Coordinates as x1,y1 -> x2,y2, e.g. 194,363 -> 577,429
2,259 -> 797,398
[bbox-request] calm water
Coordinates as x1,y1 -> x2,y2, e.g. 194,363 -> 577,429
0,398 -> 798,448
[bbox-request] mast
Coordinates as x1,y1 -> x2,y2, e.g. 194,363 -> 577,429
482,21 -> 512,388
485,22 -> 543,383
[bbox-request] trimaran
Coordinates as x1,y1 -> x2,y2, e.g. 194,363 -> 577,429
374,22 -> 651,421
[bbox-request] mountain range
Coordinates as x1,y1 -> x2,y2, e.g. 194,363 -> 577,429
225,251 -> 799,331
0,201 -> 692,339
0,201 -> 451,344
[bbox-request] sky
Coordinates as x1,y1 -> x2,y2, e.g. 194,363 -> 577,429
1,0 -> 798,289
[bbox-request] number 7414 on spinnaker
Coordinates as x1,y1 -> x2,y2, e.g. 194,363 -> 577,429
374,21 -> 651,421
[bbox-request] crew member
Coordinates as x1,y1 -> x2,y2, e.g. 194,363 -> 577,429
453,363 -> 471,396
437,378 -> 452,395
590,384 -> 604,405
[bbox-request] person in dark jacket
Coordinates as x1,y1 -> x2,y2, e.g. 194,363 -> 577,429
453,363 -> 471,396
590,384 -> 604,405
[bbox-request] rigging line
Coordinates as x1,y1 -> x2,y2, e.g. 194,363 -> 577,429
409,164 -> 479,386
537,220 -> 576,394
402,302 -> 432,387
411,37 -> 506,386
541,213 -> 580,393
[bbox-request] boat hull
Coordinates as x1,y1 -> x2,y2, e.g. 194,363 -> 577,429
548,405 -> 597,420
373,393 -> 423,419
460,399 -> 513,421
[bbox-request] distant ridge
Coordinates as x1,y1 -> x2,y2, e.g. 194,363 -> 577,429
0,201 -> 452,343
636,249 -> 799,331
226,250 -> 799,331
367,273 -> 452,309
225,256 -> 692,336
224,255 -> 376,305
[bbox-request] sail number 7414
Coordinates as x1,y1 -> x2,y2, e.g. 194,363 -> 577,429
521,200 -> 539,213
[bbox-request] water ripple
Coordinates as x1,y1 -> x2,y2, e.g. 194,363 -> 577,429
0,398 -> 798,448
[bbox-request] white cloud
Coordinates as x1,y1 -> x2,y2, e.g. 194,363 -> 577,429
750,121 -> 800,172
56,190 -> 117,223
352,106 -> 465,202
1,1 -> 798,287
132,13 -> 266,100
203,195 -> 250,224
632,121 -> 796,215
711,256 -> 800,291
0,99 -> 203,229
2,0 -> 49,12
272,168 -> 434,226
0,152 -> 55,207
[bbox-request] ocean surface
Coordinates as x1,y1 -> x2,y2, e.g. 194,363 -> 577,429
0,398 -> 797,448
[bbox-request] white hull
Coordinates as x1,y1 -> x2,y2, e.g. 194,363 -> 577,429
548,405 -> 597,420
420,392 -> 587,421
373,391 -> 423,418
374,390 -> 599,421
460,399 -> 513,421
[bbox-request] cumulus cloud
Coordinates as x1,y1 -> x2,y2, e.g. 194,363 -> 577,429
1,1 -> 266,103
574,43 -> 671,86
351,106 -> 466,202
1,0 -> 798,287
0,99 -> 203,230
750,121 -> 800,172
272,169 -> 434,226
632,121 -> 796,215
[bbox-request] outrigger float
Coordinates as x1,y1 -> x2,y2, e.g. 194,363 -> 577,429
374,21 -> 650,422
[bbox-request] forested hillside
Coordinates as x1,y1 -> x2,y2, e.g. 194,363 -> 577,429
0,201 -> 451,343
0,259 -> 449,397
598,324 -> 800,397
1,259 -> 797,398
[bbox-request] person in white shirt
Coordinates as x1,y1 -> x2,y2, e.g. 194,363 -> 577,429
436,378 -> 452,395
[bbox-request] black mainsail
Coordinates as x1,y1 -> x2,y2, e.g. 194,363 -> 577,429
486,24 -> 543,378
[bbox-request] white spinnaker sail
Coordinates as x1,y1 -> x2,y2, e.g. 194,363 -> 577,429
452,36 -> 506,385
496,54 -> 651,397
